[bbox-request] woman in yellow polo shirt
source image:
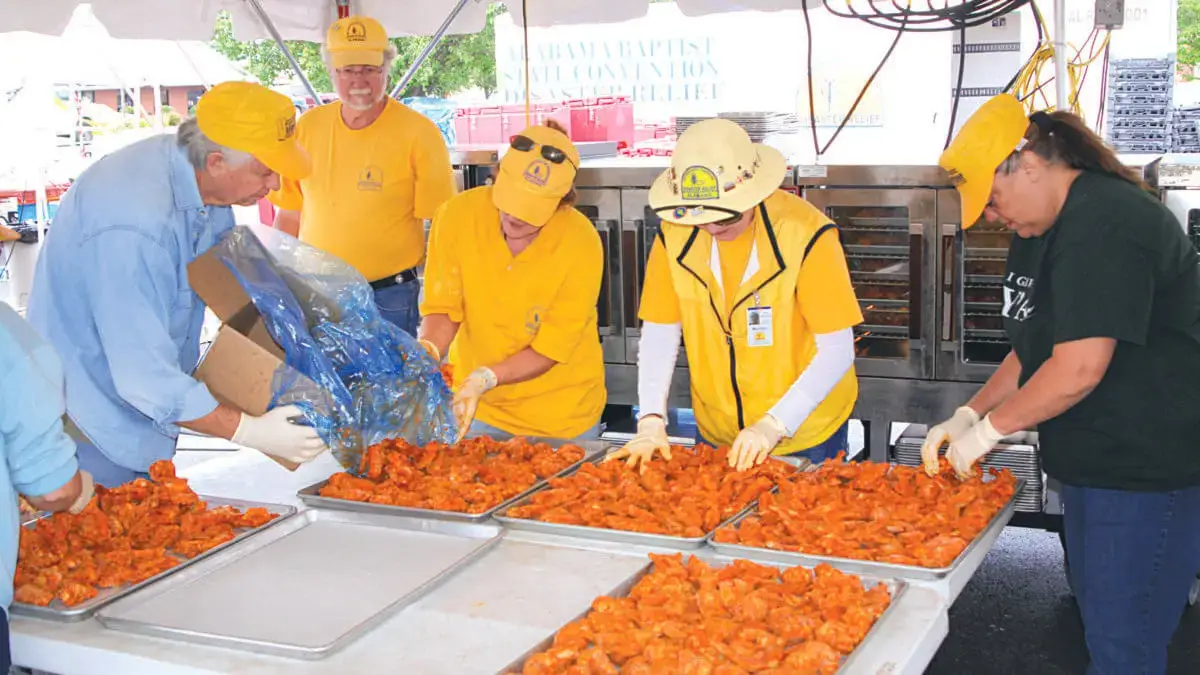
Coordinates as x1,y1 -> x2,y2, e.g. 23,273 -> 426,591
418,121 -> 606,441
608,119 -> 862,471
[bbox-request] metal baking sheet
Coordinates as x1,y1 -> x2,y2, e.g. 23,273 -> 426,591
296,438 -> 608,522
497,556 -> 909,675
96,508 -> 503,660
11,497 -> 296,622
707,478 -> 1026,581
493,458 -> 799,550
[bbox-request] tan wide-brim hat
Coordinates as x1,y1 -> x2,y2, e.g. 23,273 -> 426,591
648,118 -> 788,226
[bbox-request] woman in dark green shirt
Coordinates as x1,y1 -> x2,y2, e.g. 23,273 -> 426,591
926,93 -> 1200,675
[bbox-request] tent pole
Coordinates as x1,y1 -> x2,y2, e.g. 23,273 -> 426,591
1052,0 -> 1069,111
389,0 -> 477,99
243,0 -> 322,102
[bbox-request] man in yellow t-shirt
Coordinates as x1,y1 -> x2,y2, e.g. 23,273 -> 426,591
607,119 -> 863,471
269,15 -> 455,336
418,121 -> 606,442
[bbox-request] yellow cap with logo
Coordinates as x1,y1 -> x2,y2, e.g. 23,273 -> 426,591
195,81 -> 311,180
493,124 -> 581,227
939,93 -> 1031,228
326,15 -> 389,69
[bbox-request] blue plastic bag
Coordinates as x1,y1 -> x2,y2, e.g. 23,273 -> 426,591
402,96 -> 458,146
207,225 -> 456,472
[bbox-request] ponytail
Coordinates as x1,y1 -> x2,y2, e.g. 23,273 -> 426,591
1005,110 -> 1153,193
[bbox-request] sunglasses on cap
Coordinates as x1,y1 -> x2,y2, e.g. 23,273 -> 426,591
510,135 -> 577,169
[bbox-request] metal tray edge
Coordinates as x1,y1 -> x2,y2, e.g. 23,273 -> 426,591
11,496 -> 298,622
496,557 -> 909,675
295,439 -> 608,523
97,508 -> 505,660
705,477 -> 1027,581
491,456 -> 797,549
495,562 -> 655,674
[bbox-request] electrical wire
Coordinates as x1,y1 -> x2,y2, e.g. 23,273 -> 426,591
1009,17 -> 1110,119
822,0 -> 1031,33
803,1 -> 1018,157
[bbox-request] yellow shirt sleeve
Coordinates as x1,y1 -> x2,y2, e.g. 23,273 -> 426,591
411,123 -> 456,221
796,228 -> 864,334
530,222 -> 604,364
268,174 -> 304,211
418,200 -> 465,323
638,236 -> 682,324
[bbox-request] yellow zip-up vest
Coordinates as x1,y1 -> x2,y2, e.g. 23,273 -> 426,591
661,190 -> 858,453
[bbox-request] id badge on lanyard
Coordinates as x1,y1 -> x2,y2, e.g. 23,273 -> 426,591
746,291 -> 773,348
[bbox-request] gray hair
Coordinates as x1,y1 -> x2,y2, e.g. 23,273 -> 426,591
321,43 -> 398,79
176,118 -> 252,171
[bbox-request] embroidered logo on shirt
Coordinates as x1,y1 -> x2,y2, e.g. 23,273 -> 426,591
523,160 -> 551,187
525,306 -> 546,334
358,166 -> 383,191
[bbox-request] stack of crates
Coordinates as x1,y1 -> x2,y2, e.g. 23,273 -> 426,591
1104,58 -> 1175,155
1172,106 -> 1200,153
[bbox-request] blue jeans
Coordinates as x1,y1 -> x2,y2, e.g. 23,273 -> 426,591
700,420 -> 849,465
76,440 -> 149,488
1061,483 -> 1200,675
467,419 -> 602,443
373,279 -> 420,337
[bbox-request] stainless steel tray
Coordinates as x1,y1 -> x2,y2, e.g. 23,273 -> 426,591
493,458 -> 796,550
96,508 -> 504,660
707,477 -> 1026,581
11,497 -> 297,622
497,556 -> 909,674
296,438 -> 608,522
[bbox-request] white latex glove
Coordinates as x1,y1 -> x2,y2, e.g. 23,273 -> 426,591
453,367 -> 498,442
947,414 -> 1005,480
604,415 -> 671,471
730,414 -> 787,472
232,404 -> 329,464
67,470 -> 95,515
418,338 -> 441,362
920,406 -> 980,476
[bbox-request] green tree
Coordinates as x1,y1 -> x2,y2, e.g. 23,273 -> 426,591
210,6 -> 501,97
1181,0 -> 1200,79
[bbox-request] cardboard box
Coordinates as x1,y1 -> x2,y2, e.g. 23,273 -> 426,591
187,249 -> 309,470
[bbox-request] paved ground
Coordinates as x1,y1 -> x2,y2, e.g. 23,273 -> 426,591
926,526 -> 1200,674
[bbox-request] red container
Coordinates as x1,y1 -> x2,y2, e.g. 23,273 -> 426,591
471,106 -> 505,144
453,108 -> 473,145
564,96 -> 635,146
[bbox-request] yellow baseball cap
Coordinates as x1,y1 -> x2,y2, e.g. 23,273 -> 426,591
493,124 -> 581,227
326,16 -> 389,69
648,118 -> 787,226
939,93 -> 1031,228
195,81 -> 311,180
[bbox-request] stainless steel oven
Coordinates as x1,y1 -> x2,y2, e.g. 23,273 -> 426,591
934,191 -> 1015,383
575,188 -> 625,364
799,167 -> 939,380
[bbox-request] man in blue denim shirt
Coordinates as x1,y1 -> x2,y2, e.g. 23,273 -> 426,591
28,82 -> 330,488
0,303 -> 93,668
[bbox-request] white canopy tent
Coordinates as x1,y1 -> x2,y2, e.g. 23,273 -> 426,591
0,0 -> 1072,108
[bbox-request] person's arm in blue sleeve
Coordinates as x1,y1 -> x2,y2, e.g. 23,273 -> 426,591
81,228 -> 222,433
0,311 -> 84,512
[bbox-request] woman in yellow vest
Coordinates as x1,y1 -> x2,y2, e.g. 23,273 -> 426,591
418,121 -> 606,442
608,119 -> 862,471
